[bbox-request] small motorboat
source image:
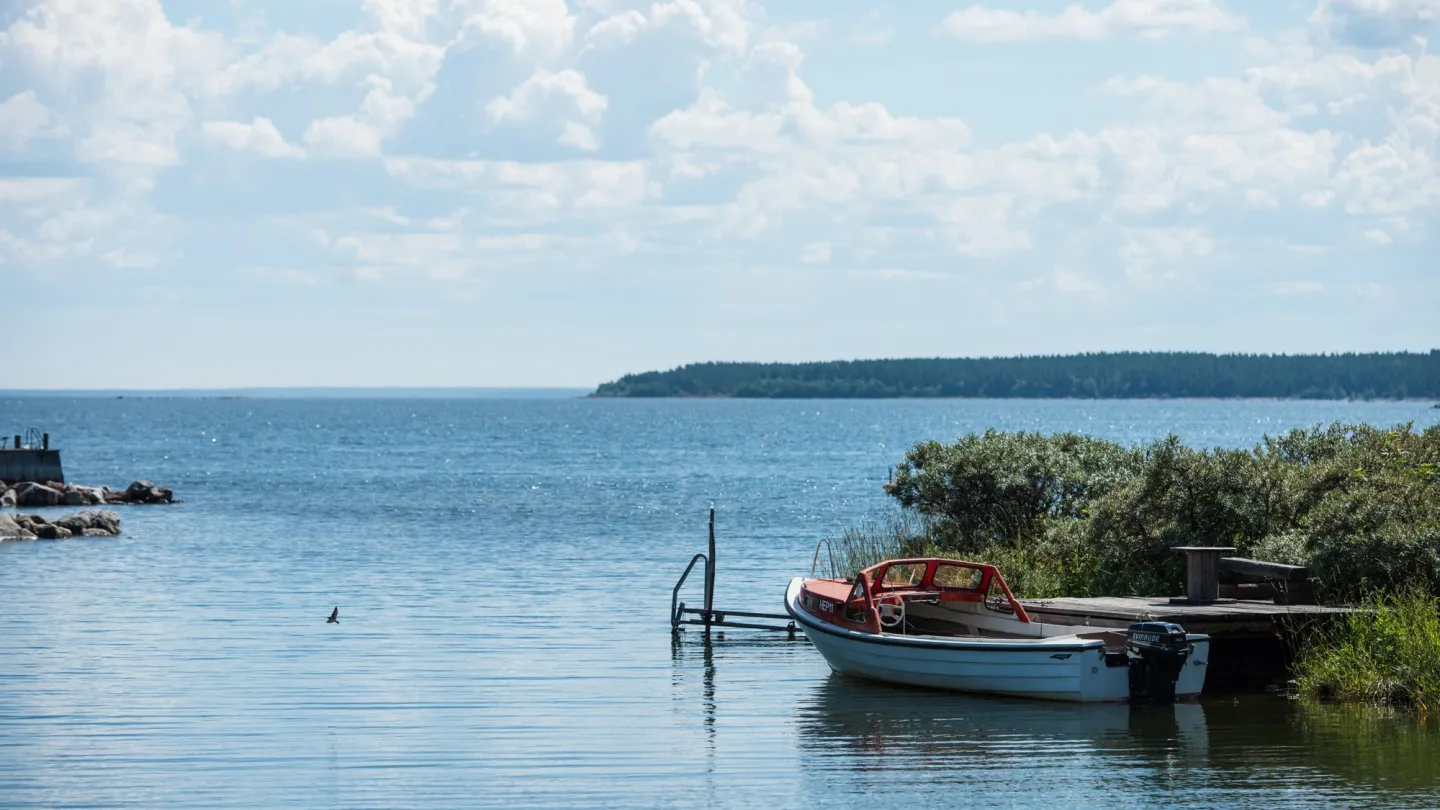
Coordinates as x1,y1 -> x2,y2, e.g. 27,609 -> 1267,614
786,558 -> 1209,703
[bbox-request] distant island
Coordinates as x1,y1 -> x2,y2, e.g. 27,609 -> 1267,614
592,351 -> 1440,399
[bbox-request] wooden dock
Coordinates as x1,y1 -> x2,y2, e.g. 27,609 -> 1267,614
1019,596 -> 1354,692
1019,596 -> 1352,637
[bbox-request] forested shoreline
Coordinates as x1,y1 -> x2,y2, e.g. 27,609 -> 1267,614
593,352 -> 1440,400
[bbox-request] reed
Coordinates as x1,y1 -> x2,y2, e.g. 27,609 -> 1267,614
1293,588 -> 1440,714
819,508 -> 929,579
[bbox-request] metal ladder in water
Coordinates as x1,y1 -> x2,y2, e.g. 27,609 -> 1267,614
669,508 -> 797,636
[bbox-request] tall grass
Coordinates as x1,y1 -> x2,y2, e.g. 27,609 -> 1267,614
817,508 -> 928,579
1293,588 -> 1440,713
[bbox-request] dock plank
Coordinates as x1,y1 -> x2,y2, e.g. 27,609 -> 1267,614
1019,596 -> 1352,633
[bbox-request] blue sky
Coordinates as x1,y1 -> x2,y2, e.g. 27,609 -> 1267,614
1,0 -> 1437,388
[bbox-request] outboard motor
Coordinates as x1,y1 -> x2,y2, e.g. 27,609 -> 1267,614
1126,621 -> 1191,704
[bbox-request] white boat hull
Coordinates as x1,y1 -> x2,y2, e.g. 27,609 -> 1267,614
786,578 -> 1209,703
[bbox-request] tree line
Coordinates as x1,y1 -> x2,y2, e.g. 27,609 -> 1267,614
592,351 -> 1440,399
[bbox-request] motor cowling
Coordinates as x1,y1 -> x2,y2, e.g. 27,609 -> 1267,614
1126,621 -> 1191,704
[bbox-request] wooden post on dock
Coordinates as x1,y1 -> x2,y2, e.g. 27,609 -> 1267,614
704,507 -> 716,635
1172,546 -> 1236,604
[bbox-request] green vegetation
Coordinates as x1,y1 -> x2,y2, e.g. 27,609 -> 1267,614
830,421 -> 1440,598
594,351 -> 1440,399
816,509 -> 919,579
1293,589 -> 1440,713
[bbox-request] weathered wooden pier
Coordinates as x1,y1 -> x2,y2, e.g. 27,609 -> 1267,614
1021,547 -> 1352,691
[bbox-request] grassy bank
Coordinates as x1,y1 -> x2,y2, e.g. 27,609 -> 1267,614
1293,590 -> 1440,714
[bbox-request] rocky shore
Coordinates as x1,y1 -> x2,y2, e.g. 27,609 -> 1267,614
1,480 -> 175,508
0,509 -> 121,540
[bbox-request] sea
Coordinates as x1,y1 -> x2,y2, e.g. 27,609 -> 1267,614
2,395 -> 1439,809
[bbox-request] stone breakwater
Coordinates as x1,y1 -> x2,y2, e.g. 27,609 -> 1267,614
1,480 -> 175,508
0,509 -> 121,540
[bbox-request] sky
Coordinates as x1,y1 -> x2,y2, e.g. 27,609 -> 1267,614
1,0 -> 1438,389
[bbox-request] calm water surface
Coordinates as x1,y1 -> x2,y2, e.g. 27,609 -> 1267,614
2,397 -> 1439,808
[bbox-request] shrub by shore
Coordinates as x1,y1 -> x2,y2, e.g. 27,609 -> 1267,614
861,421 -> 1440,599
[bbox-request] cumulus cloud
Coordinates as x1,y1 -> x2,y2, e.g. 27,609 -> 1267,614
487,68 -> 609,151
303,117 -> 384,158
487,69 -> 608,122
0,91 -> 61,153
458,0 -> 577,56
942,0 -> 1243,41
0,0 -> 1435,336
202,117 -> 305,158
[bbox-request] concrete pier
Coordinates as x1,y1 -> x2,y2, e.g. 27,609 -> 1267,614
0,449 -> 64,486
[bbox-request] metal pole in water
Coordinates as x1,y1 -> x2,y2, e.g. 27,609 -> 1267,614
704,507 -> 716,635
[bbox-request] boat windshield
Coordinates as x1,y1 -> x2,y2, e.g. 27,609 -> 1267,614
844,577 -> 870,622
933,563 -> 985,590
881,562 -> 927,588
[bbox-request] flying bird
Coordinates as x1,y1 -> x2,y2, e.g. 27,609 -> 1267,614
327,607 -> 339,624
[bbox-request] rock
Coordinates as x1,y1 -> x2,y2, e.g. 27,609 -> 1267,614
34,524 -> 72,540
1,489 -> 14,508
53,510 -> 121,536
104,489 -> 126,503
121,480 -> 173,504
14,514 -> 46,531
80,528 -> 114,537
15,482 -> 62,507
125,480 -> 156,501
61,490 -> 87,506
0,513 -> 36,539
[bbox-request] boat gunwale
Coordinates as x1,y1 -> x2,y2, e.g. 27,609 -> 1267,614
786,578 -> 1104,654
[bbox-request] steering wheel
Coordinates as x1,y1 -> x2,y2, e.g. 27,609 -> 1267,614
876,595 -> 906,629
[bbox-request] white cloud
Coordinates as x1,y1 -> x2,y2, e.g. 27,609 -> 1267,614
488,69 -> 609,151
202,117 -> 305,159
586,10 -> 648,49
487,69 -> 608,122
0,91 -> 60,152
942,0 -> 1243,41
363,0 -> 441,42
1,0 -> 226,179
304,117 -> 384,158
458,0 -> 577,56
1,0 -> 1436,379
559,121 -> 601,151
581,0 -> 758,56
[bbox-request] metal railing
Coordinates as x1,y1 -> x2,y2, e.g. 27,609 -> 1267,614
669,508 -> 796,636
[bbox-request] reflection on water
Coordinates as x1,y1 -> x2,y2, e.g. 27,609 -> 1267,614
785,672 -> 1440,807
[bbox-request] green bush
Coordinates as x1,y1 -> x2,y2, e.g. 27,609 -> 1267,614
876,421 -> 1440,599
